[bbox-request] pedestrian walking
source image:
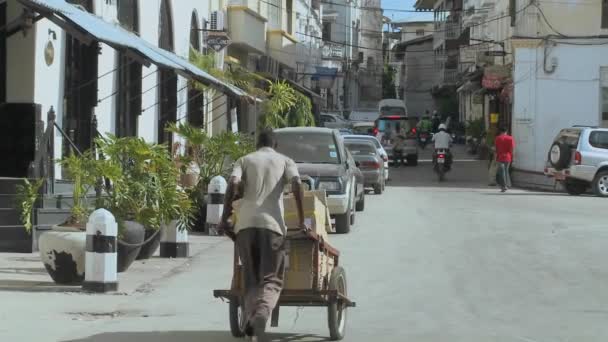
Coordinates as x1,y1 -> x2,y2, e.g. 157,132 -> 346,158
219,129 -> 306,342
494,126 -> 515,192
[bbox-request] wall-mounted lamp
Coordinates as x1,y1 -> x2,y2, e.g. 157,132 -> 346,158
45,29 -> 57,66
48,29 -> 57,41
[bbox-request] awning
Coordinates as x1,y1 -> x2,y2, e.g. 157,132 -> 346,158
18,0 -> 249,98
457,81 -> 480,94
285,79 -> 323,100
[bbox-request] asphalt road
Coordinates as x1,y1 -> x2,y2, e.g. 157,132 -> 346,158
13,147 -> 608,341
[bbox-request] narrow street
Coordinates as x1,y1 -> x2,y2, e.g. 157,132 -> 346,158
6,147 -> 605,342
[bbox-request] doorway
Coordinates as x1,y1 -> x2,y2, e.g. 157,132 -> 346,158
158,0 -> 177,146
63,0 -> 97,156
116,0 -> 142,137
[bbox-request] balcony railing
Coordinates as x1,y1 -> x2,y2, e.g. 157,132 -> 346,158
322,42 -> 344,59
443,68 -> 459,85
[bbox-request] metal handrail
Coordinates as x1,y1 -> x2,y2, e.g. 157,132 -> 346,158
53,122 -> 83,156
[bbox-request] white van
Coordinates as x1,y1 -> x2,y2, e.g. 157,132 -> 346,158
349,110 -> 379,122
378,99 -> 407,117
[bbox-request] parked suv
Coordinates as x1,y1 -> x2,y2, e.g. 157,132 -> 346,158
274,127 -> 357,233
545,127 -> 608,197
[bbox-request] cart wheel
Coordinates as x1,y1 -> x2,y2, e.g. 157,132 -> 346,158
229,298 -> 247,338
328,266 -> 347,341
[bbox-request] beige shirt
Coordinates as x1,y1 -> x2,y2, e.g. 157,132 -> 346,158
231,147 -> 299,235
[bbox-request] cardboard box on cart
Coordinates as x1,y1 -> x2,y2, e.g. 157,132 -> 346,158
282,191 -> 334,290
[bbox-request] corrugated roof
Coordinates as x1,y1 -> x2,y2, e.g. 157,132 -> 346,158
18,0 -> 249,98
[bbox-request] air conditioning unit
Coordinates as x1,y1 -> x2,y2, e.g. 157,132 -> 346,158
210,10 -> 225,31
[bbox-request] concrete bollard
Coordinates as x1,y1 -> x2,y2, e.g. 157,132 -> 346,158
160,220 -> 189,258
83,209 -> 118,293
206,175 -> 227,236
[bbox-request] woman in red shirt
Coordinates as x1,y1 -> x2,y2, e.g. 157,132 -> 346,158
495,126 -> 515,192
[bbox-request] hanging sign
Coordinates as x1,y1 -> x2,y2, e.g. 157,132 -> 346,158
206,31 -> 232,52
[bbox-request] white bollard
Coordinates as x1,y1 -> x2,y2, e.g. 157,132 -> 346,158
83,209 -> 118,292
160,220 -> 189,258
206,175 -> 227,235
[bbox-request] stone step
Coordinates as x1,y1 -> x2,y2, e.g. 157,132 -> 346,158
36,208 -> 71,227
0,208 -> 21,226
0,225 -> 33,253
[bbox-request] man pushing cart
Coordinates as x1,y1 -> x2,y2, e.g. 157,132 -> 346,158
217,129 -> 355,341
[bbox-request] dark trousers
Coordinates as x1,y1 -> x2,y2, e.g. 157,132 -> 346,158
236,228 -> 286,326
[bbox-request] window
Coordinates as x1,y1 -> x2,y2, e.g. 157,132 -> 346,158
0,2 -> 5,104
322,22 -> 332,41
416,29 -> 425,36
601,67 -> 608,121
286,0 -> 293,34
589,131 -> 608,149
603,0 -> 608,29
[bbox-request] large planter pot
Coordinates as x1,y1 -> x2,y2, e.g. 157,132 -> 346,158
135,228 -> 161,260
117,221 -> 145,273
38,226 -> 86,285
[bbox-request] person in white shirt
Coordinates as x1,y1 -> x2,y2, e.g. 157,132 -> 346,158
432,123 -> 453,168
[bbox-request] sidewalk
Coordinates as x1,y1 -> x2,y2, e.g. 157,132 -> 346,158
0,233 -> 223,294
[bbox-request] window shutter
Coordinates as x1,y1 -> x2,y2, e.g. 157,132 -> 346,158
202,17 -> 209,54
210,11 -> 218,30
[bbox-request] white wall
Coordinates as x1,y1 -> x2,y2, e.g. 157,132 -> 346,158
512,42 -> 606,172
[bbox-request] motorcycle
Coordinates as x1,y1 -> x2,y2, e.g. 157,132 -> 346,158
418,132 -> 430,149
393,149 -> 405,167
433,149 -> 450,182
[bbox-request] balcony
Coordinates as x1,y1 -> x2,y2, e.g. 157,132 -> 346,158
322,42 -> 345,60
227,2 -> 268,54
443,68 -> 459,84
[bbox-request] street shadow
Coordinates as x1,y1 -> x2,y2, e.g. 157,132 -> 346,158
481,192 -> 569,197
0,279 -> 82,293
62,331 -> 329,342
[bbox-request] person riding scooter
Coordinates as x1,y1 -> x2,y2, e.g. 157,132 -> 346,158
432,124 -> 453,169
417,115 -> 433,149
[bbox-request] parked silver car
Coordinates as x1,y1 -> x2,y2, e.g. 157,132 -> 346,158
274,127 -> 357,233
320,113 -> 350,129
343,134 -> 389,181
544,126 -> 608,197
343,140 -> 386,194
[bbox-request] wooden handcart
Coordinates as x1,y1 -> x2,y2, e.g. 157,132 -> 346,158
213,229 -> 356,341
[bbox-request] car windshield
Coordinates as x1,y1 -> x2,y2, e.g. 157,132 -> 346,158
352,125 -> 374,135
345,136 -> 381,149
344,142 -> 376,156
380,106 -> 406,116
377,118 -> 411,134
275,132 -> 341,164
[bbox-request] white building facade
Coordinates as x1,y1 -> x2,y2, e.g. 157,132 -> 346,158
0,0 -> 243,181
510,1 -> 608,182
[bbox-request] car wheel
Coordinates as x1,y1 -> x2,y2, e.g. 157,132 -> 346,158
407,156 -> 418,166
548,141 -> 571,170
564,179 -> 588,196
335,213 -> 351,234
355,193 -> 365,212
373,183 -> 382,195
592,171 -> 608,197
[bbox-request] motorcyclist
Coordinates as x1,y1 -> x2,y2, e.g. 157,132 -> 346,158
431,111 -> 441,133
432,123 -> 453,169
392,128 -> 406,167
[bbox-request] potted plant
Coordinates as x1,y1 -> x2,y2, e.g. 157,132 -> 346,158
95,135 -> 194,269
167,123 -> 254,232
34,152 -> 98,284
